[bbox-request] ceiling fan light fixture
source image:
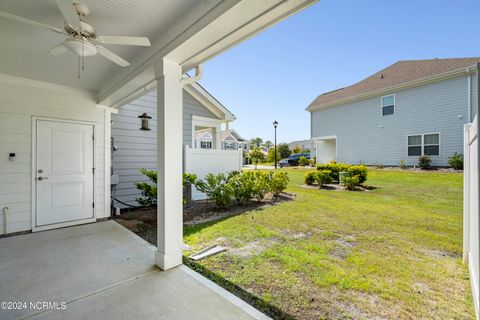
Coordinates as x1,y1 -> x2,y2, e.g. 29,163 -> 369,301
63,38 -> 97,57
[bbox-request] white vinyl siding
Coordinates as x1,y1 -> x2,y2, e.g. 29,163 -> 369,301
111,89 -> 221,208
0,79 -> 107,234
311,73 -> 477,166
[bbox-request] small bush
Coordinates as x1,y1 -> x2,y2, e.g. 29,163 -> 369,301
448,153 -> 463,170
315,170 -> 332,187
309,157 -> 317,166
304,170 -> 317,185
317,163 -> 351,181
347,165 -> 368,184
253,171 -> 272,200
375,162 -> 384,169
298,156 -> 309,166
183,173 -> 197,185
418,156 -> 431,170
343,175 -> 360,191
195,173 -> 233,208
228,171 -> 258,204
136,168 -> 158,207
399,159 -> 407,169
269,171 -> 289,196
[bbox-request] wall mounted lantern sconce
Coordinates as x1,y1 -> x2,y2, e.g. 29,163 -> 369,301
138,113 -> 152,131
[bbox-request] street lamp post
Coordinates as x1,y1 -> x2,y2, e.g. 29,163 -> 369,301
273,120 -> 278,169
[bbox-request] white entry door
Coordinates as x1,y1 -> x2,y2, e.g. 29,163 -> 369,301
35,119 -> 94,228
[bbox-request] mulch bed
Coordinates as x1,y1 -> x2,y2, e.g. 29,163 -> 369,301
114,192 -> 295,245
300,184 -> 376,192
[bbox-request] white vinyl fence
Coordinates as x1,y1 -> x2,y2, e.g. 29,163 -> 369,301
184,146 -> 243,200
464,114 -> 479,319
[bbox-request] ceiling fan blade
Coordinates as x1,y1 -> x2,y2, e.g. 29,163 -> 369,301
99,35 -> 151,47
55,0 -> 81,30
96,45 -> 130,67
0,11 -> 65,34
48,44 -> 67,55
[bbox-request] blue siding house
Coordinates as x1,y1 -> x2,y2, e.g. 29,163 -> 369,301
307,58 -> 479,167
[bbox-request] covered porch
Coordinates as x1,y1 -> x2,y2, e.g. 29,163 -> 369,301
0,221 -> 267,320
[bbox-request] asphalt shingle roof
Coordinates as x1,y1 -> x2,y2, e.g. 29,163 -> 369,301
308,57 -> 480,110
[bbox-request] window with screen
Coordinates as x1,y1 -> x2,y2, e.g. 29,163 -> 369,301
382,95 -> 395,116
407,133 -> 440,156
423,134 -> 439,156
407,135 -> 422,156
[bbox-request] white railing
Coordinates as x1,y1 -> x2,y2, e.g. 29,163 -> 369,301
464,114 -> 479,319
184,146 -> 242,200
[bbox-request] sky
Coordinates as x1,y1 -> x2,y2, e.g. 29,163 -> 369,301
196,0 -> 479,144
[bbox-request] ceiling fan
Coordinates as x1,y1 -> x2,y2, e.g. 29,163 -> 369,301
0,0 -> 151,67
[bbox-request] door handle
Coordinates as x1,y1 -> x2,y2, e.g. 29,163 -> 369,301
37,177 -> 48,181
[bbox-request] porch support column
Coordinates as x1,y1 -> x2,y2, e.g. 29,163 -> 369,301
155,59 -> 183,270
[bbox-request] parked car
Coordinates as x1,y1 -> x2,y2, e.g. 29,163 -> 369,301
279,153 -> 310,167
278,158 -> 289,168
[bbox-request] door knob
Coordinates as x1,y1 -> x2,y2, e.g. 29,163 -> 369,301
37,177 -> 48,181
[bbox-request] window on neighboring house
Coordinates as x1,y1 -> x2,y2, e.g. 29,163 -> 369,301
407,135 -> 422,156
407,133 -> 440,156
225,141 -> 234,150
423,134 -> 440,156
200,141 -> 212,149
382,95 -> 395,116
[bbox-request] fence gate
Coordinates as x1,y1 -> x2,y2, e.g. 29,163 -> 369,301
464,114 -> 479,318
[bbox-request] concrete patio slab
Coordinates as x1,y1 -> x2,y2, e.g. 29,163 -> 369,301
0,221 -> 269,320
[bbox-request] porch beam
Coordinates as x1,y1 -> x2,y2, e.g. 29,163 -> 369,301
155,59 -> 183,270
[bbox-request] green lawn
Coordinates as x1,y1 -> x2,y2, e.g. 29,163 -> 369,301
184,168 -> 474,319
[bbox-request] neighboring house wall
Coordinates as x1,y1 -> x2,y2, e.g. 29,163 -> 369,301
0,79 -> 107,233
311,74 -> 478,166
111,89 -> 221,208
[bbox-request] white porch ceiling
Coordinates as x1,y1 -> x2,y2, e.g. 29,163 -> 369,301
0,0 -> 198,91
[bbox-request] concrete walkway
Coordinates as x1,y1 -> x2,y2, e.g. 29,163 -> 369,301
0,221 -> 269,320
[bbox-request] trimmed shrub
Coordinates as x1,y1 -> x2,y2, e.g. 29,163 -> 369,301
343,175 -> 360,191
195,173 -> 233,208
309,157 -> 317,166
304,170 -> 317,185
269,171 -> 289,196
448,153 -> 463,170
298,156 -> 309,166
253,171 -> 272,200
135,168 -> 158,207
418,156 -> 431,170
317,162 -> 351,181
347,165 -> 368,184
183,172 -> 197,185
228,171 -> 258,205
315,170 -> 332,188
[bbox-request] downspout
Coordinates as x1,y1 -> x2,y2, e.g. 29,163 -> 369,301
2,207 -> 8,235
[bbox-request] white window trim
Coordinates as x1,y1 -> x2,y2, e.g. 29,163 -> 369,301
406,132 -> 441,157
381,94 -> 395,116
